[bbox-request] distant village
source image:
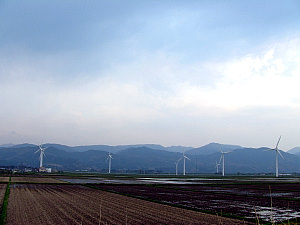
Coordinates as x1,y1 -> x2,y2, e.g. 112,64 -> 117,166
0,166 -> 53,174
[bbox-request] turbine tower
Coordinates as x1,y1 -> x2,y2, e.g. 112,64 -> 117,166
107,152 -> 113,174
35,144 -> 48,168
175,158 -> 182,175
220,151 -> 230,176
215,161 -> 220,174
267,136 -> 284,177
182,152 -> 191,176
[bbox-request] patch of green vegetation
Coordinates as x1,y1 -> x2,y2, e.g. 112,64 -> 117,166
0,177 -> 11,225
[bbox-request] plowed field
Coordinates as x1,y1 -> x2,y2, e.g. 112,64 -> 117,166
10,177 -> 66,183
0,183 -> 7,211
95,184 -> 300,223
6,184 -> 249,225
0,177 -> 9,182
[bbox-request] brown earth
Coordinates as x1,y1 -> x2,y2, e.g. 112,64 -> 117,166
10,177 -> 66,183
6,184 -> 251,225
0,183 -> 7,212
95,184 -> 300,222
0,177 -> 9,182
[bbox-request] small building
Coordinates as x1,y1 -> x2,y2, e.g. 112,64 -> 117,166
39,167 -> 52,173
24,168 -> 32,172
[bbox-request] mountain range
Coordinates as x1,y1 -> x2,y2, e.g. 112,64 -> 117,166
0,143 -> 300,174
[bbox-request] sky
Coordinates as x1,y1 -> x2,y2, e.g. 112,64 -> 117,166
0,0 -> 300,150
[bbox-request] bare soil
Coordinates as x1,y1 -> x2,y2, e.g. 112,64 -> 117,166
6,184 -> 249,225
10,177 -> 66,183
95,183 -> 300,222
0,177 -> 9,182
0,183 -> 7,211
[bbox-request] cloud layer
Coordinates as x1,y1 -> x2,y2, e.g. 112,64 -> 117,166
0,1 -> 300,150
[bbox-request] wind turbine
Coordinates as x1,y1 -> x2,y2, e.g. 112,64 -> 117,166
267,136 -> 284,177
220,150 -> 231,176
35,144 -> 48,168
182,152 -> 191,176
175,158 -> 182,175
106,152 -> 113,174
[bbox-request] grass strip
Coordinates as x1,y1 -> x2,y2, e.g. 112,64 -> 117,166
0,177 -> 11,225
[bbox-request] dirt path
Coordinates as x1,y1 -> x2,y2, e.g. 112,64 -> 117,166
6,184 -> 251,225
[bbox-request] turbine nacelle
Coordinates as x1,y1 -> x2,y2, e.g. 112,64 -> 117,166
265,136 -> 284,159
107,152 -> 113,160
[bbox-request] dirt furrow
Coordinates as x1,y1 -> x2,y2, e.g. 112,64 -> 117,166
7,184 -> 250,225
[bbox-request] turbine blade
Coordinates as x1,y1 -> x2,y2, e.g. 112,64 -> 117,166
275,136 -> 281,149
278,149 -> 284,159
264,148 -> 274,151
218,155 -> 222,164
34,149 -> 40,154
184,155 -> 191,160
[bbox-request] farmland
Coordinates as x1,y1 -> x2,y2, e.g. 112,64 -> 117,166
0,177 -> 9,183
10,177 -> 66,183
93,182 -> 300,223
0,184 -> 7,212
6,183 -> 246,225
1,175 -> 300,224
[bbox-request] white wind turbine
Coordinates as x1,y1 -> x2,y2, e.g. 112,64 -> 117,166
220,150 -> 231,176
35,144 -> 48,168
267,136 -> 284,177
182,152 -> 191,176
106,152 -> 113,174
175,158 -> 182,175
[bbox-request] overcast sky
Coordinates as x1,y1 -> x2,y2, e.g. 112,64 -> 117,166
0,0 -> 300,150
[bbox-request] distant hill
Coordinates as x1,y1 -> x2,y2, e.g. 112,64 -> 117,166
165,146 -> 193,152
10,143 -> 37,148
186,147 -> 300,174
288,147 -> 300,155
39,144 -> 193,153
1,143 -> 300,174
0,144 -> 14,148
114,147 -> 182,171
186,143 -> 242,155
71,144 -> 166,153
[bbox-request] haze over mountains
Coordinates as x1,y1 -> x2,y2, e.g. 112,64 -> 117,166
288,147 -> 300,156
0,143 -> 300,174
